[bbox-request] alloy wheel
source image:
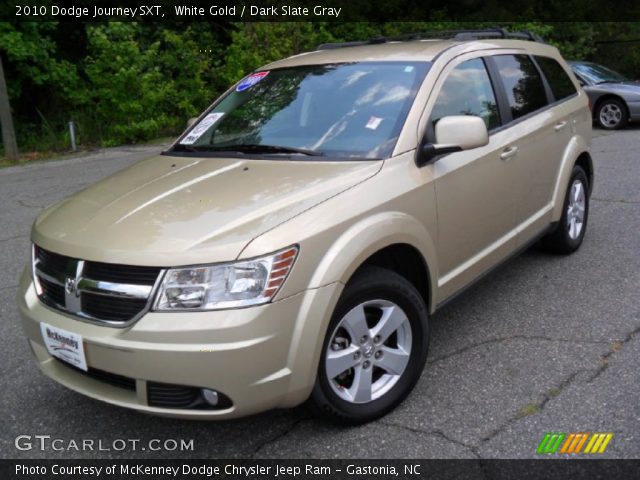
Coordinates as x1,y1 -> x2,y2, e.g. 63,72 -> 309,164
325,299 -> 412,404
599,103 -> 623,128
567,179 -> 586,240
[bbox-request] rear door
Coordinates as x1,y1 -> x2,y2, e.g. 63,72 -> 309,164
532,54 -> 582,209
487,54 -> 576,245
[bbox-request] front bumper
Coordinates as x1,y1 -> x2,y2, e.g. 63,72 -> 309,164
18,268 -> 341,419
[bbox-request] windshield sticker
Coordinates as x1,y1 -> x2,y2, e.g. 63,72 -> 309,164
404,66 -> 415,73
180,112 -> 225,144
365,116 -> 383,130
236,71 -> 270,92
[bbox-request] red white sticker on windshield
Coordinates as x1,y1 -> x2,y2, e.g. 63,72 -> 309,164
236,71 -> 269,92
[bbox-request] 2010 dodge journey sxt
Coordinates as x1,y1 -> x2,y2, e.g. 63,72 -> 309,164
18,29 -> 593,423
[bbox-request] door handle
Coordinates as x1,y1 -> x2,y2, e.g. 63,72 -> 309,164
500,146 -> 519,161
554,121 -> 568,132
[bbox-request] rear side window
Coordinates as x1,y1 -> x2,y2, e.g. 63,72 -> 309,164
535,56 -> 577,101
431,58 -> 500,130
493,55 -> 548,120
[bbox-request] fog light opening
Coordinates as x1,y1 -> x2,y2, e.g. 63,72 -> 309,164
201,388 -> 219,406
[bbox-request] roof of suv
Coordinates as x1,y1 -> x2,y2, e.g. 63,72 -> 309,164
264,39 -> 552,69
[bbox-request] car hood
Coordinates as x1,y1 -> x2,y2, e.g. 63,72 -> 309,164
589,80 -> 640,95
33,154 -> 382,266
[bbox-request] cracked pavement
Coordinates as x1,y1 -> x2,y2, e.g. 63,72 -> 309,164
1,127 -> 638,459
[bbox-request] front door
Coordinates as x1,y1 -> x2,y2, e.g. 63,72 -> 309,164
427,57 -> 520,301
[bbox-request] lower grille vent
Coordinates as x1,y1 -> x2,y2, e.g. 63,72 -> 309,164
147,382 -> 232,410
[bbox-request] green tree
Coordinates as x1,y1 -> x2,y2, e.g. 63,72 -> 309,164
82,22 -> 221,145
220,23 -> 334,85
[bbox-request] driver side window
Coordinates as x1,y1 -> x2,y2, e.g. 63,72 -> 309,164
431,58 -> 501,131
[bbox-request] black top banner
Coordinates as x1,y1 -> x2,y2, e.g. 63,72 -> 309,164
2,0 -> 640,22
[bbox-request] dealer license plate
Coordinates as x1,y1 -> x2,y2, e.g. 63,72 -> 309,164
40,322 -> 88,371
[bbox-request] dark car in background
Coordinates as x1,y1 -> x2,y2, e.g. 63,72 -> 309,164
569,61 -> 640,130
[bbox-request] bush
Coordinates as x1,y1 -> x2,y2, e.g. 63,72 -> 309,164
81,23 -> 219,145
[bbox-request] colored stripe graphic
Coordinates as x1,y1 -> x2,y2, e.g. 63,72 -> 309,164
584,433 -> 613,453
560,432 -> 589,454
597,433 -> 613,453
542,432 -> 614,455
573,433 -> 589,453
537,433 -> 553,454
560,434 -> 575,454
537,433 -> 566,454
584,433 -> 599,453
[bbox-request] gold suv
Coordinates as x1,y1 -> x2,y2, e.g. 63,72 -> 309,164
18,30 -> 592,423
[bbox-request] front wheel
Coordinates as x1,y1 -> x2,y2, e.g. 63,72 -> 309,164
596,99 -> 628,130
309,266 -> 429,424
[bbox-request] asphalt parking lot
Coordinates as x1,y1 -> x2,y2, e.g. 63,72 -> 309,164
1,127 -> 638,459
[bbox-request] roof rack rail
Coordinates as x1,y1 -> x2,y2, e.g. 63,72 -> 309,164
316,36 -> 387,50
315,28 -> 545,51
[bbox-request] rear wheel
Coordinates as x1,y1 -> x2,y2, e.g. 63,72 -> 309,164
309,266 -> 429,424
596,98 -> 628,130
542,166 -> 589,254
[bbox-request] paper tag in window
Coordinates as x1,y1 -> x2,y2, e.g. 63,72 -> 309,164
180,113 -> 225,145
365,116 -> 383,130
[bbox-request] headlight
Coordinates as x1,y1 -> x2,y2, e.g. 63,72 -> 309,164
153,246 -> 298,311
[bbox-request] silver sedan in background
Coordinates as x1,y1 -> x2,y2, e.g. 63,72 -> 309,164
570,61 -> 640,129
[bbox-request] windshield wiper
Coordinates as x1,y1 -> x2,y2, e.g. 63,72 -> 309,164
171,144 -> 198,152
206,144 -> 324,156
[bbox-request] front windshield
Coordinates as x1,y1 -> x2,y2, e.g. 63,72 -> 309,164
573,63 -> 628,84
172,62 -> 430,159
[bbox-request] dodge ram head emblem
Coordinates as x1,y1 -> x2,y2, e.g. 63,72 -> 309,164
64,277 -> 78,296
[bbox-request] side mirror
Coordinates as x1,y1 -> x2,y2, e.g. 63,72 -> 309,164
417,115 -> 489,167
186,117 -> 198,128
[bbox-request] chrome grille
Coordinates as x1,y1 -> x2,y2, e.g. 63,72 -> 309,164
32,245 -> 164,326
39,276 -> 66,306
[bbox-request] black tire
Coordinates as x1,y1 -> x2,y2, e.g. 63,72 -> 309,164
308,266 -> 429,424
541,166 -> 589,254
595,98 -> 628,130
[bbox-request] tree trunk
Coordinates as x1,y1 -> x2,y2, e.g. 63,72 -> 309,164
0,54 -> 18,161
